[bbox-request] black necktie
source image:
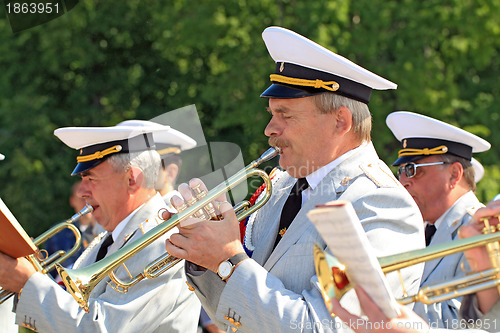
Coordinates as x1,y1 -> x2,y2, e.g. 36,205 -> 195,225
274,178 -> 309,248
425,224 -> 437,246
95,234 -> 114,262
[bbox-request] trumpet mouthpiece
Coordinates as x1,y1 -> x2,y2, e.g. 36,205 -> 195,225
258,147 -> 280,163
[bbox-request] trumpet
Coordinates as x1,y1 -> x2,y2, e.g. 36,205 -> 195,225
314,214 -> 500,309
57,147 -> 280,312
0,204 -> 93,304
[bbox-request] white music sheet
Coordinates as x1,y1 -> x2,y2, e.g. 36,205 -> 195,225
307,200 -> 400,319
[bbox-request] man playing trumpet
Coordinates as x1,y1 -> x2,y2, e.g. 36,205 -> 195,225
164,26 -> 425,332
0,123 -> 200,332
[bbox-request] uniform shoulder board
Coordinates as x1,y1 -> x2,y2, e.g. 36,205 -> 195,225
465,205 -> 483,217
139,216 -> 163,235
359,162 -> 399,188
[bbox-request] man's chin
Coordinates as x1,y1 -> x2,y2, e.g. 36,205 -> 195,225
278,158 -> 289,173
282,164 -> 300,178
92,208 -> 102,223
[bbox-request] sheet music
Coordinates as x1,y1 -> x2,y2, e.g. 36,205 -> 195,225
307,200 -> 400,319
0,197 -> 37,258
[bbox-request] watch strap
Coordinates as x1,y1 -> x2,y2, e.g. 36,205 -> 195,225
218,252 -> 249,281
228,252 -> 249,266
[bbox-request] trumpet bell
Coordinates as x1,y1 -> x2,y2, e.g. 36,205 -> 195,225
57,263 -> 93,312
314,244 -> 350,314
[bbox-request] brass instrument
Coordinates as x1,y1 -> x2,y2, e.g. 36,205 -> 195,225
57,147 -> 279,312
0,204 -> 93,304
315,214 -> 500,310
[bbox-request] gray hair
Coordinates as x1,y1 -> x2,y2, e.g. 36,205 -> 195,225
312,93 -> 372,143
107,150 -> 161,189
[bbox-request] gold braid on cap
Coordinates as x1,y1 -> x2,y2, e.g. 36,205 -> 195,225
398,145 -> 448,158
157,147 -> 181,156
77,145 -> 123,163
270,74 -> 340,92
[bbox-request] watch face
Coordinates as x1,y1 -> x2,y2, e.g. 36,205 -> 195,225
218,261 -> 233,278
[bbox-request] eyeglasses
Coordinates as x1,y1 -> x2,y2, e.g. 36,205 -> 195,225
397,162 -> 447,179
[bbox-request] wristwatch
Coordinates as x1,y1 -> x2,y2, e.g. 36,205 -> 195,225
217,252 -> 249,281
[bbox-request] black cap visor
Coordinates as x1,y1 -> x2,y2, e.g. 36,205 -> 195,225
71,159 -> 107,176
260,83 -> 323,99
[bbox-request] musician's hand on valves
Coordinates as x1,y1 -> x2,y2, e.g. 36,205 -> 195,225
460,199 -> 499,271
458,197 -> 500,314
0,252 -> 36,293
465,197 -> 500,236
164,178 -> 245,273
331,286 -> 429,333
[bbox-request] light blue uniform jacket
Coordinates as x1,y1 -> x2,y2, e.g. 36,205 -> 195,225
15,194 -> 200,333
0,298 -> 17,332
450,292 -> 500,332
186,143 -> 425,332
414,191 -> 482,328
431,299 -> 500,332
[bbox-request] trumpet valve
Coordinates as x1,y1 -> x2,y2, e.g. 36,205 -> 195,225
192,185 -> 215,219
192,184 -> 205,199
480,214 -> 500,233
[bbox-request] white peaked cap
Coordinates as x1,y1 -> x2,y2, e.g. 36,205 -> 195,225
386,111 -> 490,165
260,26 -> 396,103
471,158 -> 484,183
54,124 -> 172,175
116,119 -> 196,151
54,124 -> 171,150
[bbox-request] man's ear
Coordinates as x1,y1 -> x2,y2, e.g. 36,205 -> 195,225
165,163 -> 179,185
334,106 -> 353,136
448,162 -> 464,189
128,166 -> 144,191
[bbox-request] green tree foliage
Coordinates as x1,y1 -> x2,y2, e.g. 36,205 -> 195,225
0,0 -> 499,236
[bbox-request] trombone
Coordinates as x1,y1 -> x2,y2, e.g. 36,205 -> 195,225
314,214 -> 500,310
0,204 -> 93,304
57,147 -> 280,312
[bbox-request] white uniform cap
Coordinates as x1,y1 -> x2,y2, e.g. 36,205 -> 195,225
54,125 -> 171,150
386,111 -> 491,165
0,153 -> 4,161
54,125 -> 171,175
471,158 -> 484,183
116,120 -> 196,155
260,26 -> 397,103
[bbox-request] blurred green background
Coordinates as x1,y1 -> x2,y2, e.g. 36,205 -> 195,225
1,0 -> 500,237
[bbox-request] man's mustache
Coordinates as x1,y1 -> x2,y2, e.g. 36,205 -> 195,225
268,137 -> 289,149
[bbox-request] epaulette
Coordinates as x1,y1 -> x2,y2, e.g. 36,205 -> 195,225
359,162 -> 399,188
465,205 -> 483,217
138,211 -> 165,235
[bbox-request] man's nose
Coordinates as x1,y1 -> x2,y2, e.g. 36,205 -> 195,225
264,116 -> 282,137
397,173 -> 411,187
77,180 -> 90,197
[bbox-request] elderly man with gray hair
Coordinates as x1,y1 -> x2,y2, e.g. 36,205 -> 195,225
0,124 -> 200,332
